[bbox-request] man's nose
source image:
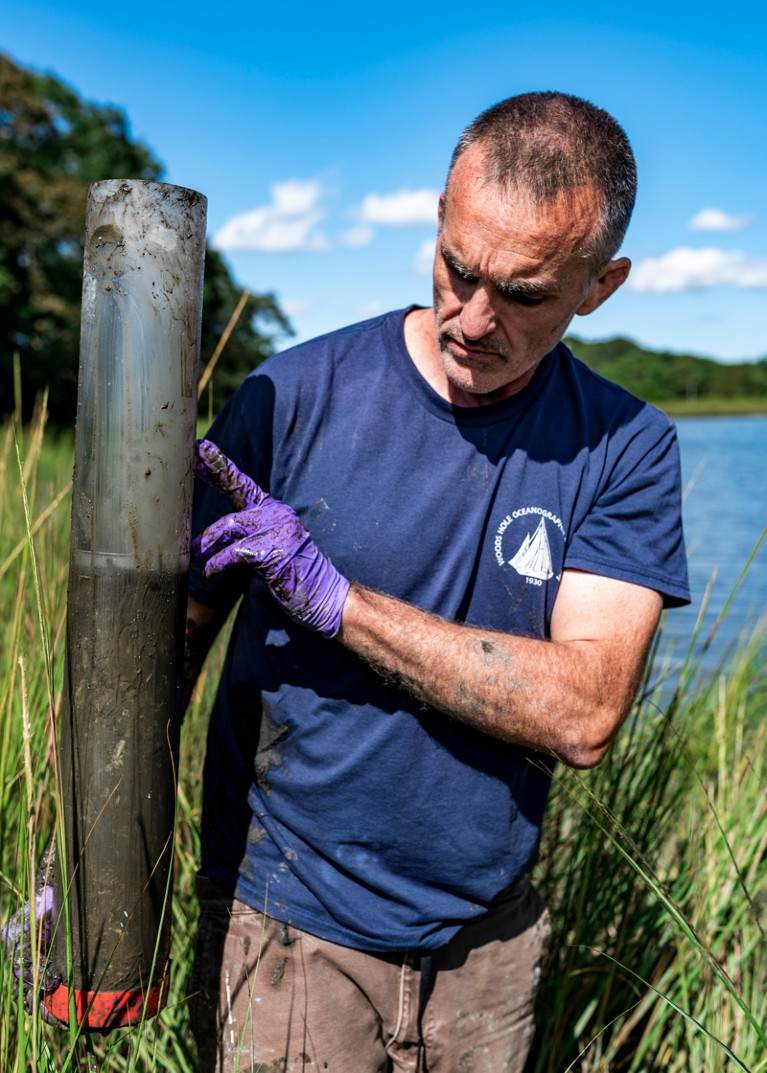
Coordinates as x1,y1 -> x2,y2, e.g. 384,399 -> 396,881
459,284 -> 496,341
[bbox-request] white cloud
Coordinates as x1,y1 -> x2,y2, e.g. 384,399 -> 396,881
628,247 -> 767,293
281,297 -> 313,318
358,300 -> 384,319
359,188 -> 440,226
339,225 -> 375,248
213,179 -> 330,252
414,238 -> 436,275
688,207 -> 752,232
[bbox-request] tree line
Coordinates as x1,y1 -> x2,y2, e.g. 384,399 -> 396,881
0,52 -> 292,424
565,335 -> 767,408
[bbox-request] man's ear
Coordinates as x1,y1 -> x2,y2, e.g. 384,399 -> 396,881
437,192 -> 446,231
576,257 -> 631,316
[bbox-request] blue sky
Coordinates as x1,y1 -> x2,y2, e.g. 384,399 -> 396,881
4,1 -> 766,362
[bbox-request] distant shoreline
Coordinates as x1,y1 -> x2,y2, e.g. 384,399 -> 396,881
565,336 -> 767,417
657,398 -> 767,417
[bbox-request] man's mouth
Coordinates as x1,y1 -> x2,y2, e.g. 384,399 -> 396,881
443,334 -> 502,362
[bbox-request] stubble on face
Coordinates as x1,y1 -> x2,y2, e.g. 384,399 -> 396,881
431,304 -> 517,404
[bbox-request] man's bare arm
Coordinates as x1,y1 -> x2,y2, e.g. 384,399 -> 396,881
191,442 -> 663,765
338,569 -> 662,769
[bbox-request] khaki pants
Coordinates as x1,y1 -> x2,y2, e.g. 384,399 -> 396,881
189,877 -> 550,1073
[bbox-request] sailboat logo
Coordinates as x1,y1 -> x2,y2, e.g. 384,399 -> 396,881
493,506 -> 565,582
509,517 -> 554,580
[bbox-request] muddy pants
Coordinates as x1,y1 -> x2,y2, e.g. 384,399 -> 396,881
189,876 -> 550,1073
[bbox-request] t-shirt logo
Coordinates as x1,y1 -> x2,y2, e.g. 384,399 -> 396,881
494,507 -> 565,587
509,517 -> 553,580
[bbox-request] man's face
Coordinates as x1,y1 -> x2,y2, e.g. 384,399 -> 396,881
431,144 -> 629,405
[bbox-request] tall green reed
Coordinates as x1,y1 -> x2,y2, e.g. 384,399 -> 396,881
530,586 -> 766,1071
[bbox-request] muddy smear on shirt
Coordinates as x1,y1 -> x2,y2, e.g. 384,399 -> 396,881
255,703 -> 289,795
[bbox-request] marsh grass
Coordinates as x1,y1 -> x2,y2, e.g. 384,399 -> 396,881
1,405 -> 764,1071
530,580 -> 767,1071
0,403 -> 227,1071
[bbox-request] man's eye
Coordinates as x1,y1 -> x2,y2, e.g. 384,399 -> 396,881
501,291 -> 546,307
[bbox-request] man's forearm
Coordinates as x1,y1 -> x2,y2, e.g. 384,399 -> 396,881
188,442 -> 663,762
338,579 -> 659,769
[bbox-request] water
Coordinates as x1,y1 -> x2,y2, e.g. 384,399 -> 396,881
664,415 -> 766,671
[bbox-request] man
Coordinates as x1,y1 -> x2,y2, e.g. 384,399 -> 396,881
185,92 -> 690,1073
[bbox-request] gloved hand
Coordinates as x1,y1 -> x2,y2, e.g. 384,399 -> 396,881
2,841 -> 62,1020
193,439 -> 350,639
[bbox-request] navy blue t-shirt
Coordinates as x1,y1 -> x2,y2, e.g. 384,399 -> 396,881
190,307 -> 690,952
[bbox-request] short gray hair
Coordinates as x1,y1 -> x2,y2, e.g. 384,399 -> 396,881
447,92 -> 637,270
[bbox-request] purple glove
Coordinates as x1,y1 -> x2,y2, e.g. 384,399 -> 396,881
193,439 -> 350,639
2,842 -> 62,1017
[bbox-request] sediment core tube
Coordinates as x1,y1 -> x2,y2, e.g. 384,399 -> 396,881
47,180 -> 207,1030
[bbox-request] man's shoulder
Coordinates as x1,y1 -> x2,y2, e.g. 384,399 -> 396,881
257,307 -> 412,374
215,306 -> 417,439
555,342 -> 674,437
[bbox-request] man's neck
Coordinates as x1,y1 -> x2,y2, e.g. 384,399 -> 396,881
403,306 -> 442,389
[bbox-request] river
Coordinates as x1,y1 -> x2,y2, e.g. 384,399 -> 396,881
662,415 -> 766,673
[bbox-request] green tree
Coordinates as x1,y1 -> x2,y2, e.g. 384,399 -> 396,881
0,52 -> 291,423
565,334 -> 767,406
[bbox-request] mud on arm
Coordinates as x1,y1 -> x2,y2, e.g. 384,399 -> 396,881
338,569 -> 663,769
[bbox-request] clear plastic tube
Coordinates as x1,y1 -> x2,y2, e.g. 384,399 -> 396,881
49,180 -> 206,1029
